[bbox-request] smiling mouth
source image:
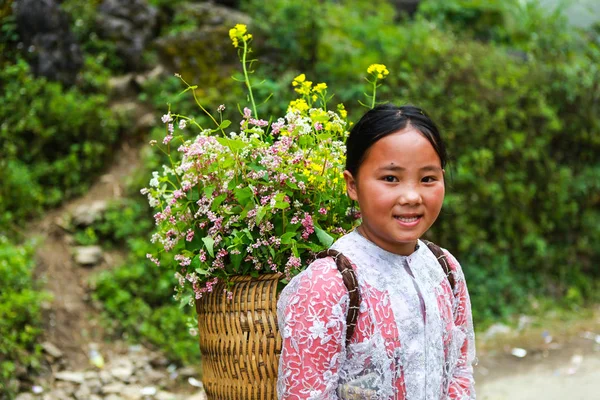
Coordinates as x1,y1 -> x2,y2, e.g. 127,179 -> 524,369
394,215 -> 422,222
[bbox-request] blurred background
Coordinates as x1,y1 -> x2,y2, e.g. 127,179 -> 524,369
0,0 -> 599,399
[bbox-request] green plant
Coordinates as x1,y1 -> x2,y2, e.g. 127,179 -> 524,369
0,59 -> 124,231
92,238 -> 199,365
0,237 -> 51,397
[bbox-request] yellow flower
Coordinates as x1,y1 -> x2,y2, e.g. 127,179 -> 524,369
288,99 -> 309,113
292,74 -> 306,86
313,82 -> 328,93
367,63 -> 389,79
337,104 -> 347,119
229,24 -> 251,48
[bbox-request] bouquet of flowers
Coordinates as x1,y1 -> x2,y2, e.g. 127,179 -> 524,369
143,24 -> 389,304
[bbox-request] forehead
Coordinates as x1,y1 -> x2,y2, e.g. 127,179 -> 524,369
362,128 -> 441,168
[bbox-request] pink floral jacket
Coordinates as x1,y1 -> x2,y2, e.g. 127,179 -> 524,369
277,230 -> 476,399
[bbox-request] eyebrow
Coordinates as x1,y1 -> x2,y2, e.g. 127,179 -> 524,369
378,165 -> 442,173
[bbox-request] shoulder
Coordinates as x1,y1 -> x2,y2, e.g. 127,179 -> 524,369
280,257 -> 347,305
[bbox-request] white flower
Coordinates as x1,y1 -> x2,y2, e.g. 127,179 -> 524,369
161,113 -> 172,123
308,319 -> 327,340
179,119 -> 187,129
149,171 -> 160,187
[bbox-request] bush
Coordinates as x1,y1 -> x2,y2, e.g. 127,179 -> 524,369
0,59 -> 124,231
0,237 -> 51,397
92,238 -> 199,365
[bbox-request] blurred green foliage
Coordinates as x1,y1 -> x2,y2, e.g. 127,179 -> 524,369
0,237 -> 51,397
0,59 -> 124,232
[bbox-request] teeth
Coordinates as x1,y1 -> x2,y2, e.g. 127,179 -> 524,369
396,216 -> 419,222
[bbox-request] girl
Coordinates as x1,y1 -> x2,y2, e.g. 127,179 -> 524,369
277,104 -> 476,399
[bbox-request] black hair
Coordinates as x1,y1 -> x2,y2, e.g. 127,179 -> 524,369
345,104 -> 447,176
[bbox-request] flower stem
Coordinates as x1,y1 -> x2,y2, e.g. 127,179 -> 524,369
371,79 -> 377,109
242,40 -> 258,118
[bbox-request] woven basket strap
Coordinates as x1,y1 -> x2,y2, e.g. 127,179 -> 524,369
422,240 -> 455,292
316,249 -> 360,347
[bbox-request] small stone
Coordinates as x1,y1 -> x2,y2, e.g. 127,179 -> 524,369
73,246 -> 104,266
71,201 -> 108,227
99,370 -> 113,383
15,394 -> 35,400
483,323 -> 512,339
186,390 -> 208,400
54,371 -> 84,384
155,391 -> 178,400
103,382 -> 126,394
141,387 -> 157,396
144,368 -> 167,383
104,395 -> 124,400
83,370 -> 99,380
178,366 -> 197,377
121,385 -> 144,400
41,342 -> 63,359
74,384 -> 91,400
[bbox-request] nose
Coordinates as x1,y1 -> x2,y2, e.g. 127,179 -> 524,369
398,185 -> 422,206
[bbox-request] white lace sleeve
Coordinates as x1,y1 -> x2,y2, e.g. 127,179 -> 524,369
277,258 -> 349,400
444,250 -> 477,400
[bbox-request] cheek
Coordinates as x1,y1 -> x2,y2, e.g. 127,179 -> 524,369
428,185 -> 446,210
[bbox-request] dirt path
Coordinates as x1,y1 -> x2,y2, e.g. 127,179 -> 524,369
475,311 -> 600,400
32,139 -> 140,369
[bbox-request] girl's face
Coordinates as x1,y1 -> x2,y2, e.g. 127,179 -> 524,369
344,127 -> 445,255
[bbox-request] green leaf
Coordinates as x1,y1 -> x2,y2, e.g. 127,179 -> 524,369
256,206 -> 267,224
202,236 -> 214,257
274,201 -> 290,209
203,185 -> 216,197
218,120 -> 231,130
234,186 -> 254,206
280,232 -> 297,244
314,226 -> 334,247
216,137 -> 247,152
230,251 -> 243,268
211,193 -> 227,210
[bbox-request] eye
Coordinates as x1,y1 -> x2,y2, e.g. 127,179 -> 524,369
421,176 -> 438,183
383,175 -> 398,182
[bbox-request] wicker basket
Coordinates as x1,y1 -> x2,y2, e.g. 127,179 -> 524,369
195,273 -> 283,400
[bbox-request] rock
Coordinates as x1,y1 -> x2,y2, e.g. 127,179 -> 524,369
103,382 -> 126,394
105,395 -> 125,400
121,385 -> 144,400
13,0 -> 83,85
41,342 -> 63,359
156,391 -> 178,400
154,3 -> 250,83
110,357 -> 135,381
74,384 -> 91,400
99,369 -> 113,383
143,368 -> 167,384
484,323 -> 513,339
54,371 -> 84,384
15,394 -> 35,400
133,65 -> 166,88
134,113 -> 157,133
177,366 -> 197,378
96,0 -> 158,71
186,390 -> 208,400
73,246 -> 104,266
108,74 -> 135,98
71,200 -> 108,227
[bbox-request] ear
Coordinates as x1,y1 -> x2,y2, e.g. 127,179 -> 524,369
343,170 -> 359,201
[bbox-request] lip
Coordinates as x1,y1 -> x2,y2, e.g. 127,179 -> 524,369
393,214 -> 422,227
